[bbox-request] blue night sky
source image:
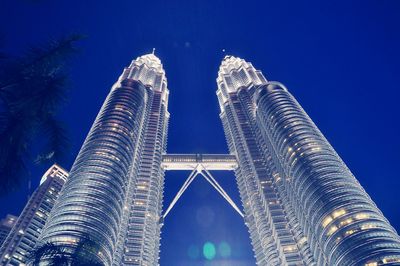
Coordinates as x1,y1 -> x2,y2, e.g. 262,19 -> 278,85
1,1 -> 400,265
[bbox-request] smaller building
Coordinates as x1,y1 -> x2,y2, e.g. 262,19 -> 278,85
0,215 -> 18,247
0,164 -> 68,265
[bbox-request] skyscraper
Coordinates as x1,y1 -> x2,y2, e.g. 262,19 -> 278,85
217,56 -> 400,265
0,164 -> 68,265
117,54 -> 169,265
38,54 -> 169,266
37,54 -> 400,266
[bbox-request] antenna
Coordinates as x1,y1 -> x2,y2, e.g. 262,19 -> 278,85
152,48 -> 156,55
222,49 -> 229,59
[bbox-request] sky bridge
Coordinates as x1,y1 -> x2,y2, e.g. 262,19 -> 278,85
161,154 -> 237,171
160,154 -> 244,219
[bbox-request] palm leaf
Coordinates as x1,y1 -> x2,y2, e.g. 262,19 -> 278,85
0,111 -> 33,193
29,237 -> 104,266
34,116 -> 69,165
27,242 -> 69,266
0,34 -> 81,194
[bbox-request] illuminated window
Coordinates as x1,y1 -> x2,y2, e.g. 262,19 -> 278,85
361,223 -> 377,230
382,257 -> 400,264
327,225 -> 338,236
322,216 -> 333,228
355,213 -> 369,220
340,218 -> 353,227
332,209 -> 346,219
345,229 -> 357,236
283,245 -> 297,252
298,237 -> 307,246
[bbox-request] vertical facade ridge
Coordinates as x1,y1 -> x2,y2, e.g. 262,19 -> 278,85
38,54 -> 169,266
255,82 -> 400,265
217,57 -> 311,265
31,53 -> 400,266
217,56 -> 400,266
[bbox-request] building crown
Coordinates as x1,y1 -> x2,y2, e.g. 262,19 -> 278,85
114,53 -> 168,93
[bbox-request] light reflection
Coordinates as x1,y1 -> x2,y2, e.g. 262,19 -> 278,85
203,242 -> 216,260
218,241 -> 231,258
188,244 -> 200,259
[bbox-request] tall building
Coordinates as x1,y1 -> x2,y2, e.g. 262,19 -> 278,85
0,215 -> 17,248
38,54 -> 169,266
36,54 -> 400,266
0,164 -> 68,265
217,56 -> 400,265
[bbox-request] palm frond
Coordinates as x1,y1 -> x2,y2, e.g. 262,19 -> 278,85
0,34 -> 83,96
0,147 -> 27,194
72,237 -> 104,266
0,34 -> 81,194
27,242 -> 69,266
0,112 -> 33,193
8,73 -> 68,116
22,34 -> 84,72
35,116 -> 69,164
28,237 -> 104,266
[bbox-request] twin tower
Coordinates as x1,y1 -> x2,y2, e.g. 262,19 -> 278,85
38,54 -> 400,265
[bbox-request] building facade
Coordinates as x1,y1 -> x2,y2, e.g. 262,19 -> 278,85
0,164 -> 68,265
217,56 -> 400,265
38,54 -> 169,266
35,54 -> 400,266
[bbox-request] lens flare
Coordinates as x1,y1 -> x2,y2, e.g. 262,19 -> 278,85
187,244 -> 200,259
203,242 -> 216,260
218,241 -> 231,258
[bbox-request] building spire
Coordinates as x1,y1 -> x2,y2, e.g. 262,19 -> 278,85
222,49 -> 227,60
152,48 -> 156,55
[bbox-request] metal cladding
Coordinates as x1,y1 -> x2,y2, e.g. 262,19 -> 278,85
38,54 -> 169,266
218,56 -> 400,265
36,53 -> 400,266
117,54 -> 169,265
256,82 -> 400,265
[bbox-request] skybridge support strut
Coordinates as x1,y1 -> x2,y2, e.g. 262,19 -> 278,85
162,163 -> 244,220
162,168 -> 198,219
199,166 -> 244,217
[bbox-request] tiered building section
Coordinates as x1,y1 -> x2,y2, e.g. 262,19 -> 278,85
217,56 -> 400,265
38,54 -> 169,266
34,54 -> 400,266
255,81 -> 400,265
218,56 -> 311,265
118,54 -> 169,266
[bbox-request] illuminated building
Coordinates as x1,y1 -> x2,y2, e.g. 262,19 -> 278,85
217,56 -> 400,265
37,54 -> 400,266
38,53 -> 169,266
0,164 -> 68,265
